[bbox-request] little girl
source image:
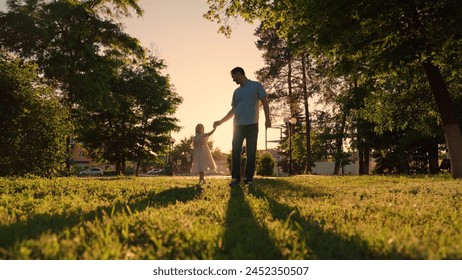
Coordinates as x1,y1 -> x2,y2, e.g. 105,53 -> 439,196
191,124 -> 217,185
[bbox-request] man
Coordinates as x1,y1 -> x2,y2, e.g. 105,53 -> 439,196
213,67 -> 271,187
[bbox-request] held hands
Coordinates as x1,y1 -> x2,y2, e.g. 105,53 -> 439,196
213,121 -> 221,129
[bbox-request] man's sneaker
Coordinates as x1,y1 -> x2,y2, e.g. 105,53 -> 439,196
229,179 -> 240,187
244,180 -> 253,186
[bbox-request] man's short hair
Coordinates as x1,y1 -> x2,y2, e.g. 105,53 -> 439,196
231,67 -> 245,76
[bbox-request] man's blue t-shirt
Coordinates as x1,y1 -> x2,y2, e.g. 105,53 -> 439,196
231,80 -> 267,126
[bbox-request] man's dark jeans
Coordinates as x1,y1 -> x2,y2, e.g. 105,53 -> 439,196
232,123 -> 258,181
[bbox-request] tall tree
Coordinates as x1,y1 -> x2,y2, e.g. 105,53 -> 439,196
255,25 -> 331,173
255,25 -> 296,118
0,0 -> 145,172
0,0 -> 184,177
77,56 -> 182,175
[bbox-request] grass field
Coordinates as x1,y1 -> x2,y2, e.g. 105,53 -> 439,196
0,175 -> 461,260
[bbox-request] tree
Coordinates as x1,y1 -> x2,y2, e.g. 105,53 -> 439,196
204,0 -> 462,178
0,52 -> 70,177
0,0 -> 145,172
1,0 -> 184,177
254,25 -> 298,116
311,109 -> 350,173
362,61 -> 445,174
255,25 -> 334,173
77,56 -> 182,175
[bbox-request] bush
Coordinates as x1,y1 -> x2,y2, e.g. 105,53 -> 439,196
256,152 -> 275,176
0,54 -> 70,177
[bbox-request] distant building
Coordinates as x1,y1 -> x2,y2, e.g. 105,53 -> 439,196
69,138 -> 91,166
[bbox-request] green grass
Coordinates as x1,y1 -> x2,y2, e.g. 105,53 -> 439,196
0,175 -> 461,259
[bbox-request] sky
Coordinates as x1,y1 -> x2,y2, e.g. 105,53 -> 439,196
0,0 -> 282,152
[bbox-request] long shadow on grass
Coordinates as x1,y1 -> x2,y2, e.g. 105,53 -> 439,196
250,179 -> 409,260
0,185 -> 201,254
218,185 -> 283,259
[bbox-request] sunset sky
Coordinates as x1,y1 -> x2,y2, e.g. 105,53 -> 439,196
1,0 -> 283,152
122,0 -> 282,152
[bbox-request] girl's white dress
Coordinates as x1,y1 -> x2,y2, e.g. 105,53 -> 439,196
191,133 -> 217,173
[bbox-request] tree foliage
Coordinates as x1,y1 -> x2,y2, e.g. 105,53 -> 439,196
0,53 -> 70,176
1,0 -> 145,107
77,57 -> 182,175
0,0 -> 182,176
205,0 -> 462,178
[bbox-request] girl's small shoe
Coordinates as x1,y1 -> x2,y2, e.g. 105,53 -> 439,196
195,184 -> 203,191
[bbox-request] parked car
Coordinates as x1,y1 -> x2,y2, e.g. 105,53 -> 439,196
147,168 -> 165,175
79,167 -> 104,176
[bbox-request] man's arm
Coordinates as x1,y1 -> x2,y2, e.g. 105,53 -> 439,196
260,96 -> 271,128
213,108 -> 234,128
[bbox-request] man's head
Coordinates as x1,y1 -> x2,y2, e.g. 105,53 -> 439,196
231,67 -> 246,85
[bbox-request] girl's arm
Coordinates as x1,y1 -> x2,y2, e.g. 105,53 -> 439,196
206,127 -> 216,137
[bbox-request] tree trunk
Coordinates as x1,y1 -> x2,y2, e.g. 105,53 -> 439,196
428,140 -> 440,174
334,112 -> 347,175
422,59 -> 462,179
288,55 -> 295,115
304,106 -> 313,174
301,55 -> 313,173
358,144 -> 364,175
333,159 -> 341,175
115,161 -> 121,175
363,146 -> 370,174
65,136 -> 71,175
135,158 -> 141,176
121,154 -> 126,175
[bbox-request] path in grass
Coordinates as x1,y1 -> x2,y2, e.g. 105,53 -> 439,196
0,175 -> 461,259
